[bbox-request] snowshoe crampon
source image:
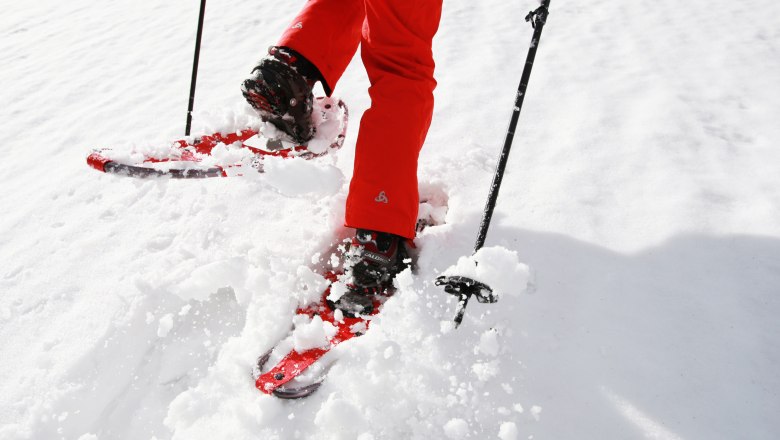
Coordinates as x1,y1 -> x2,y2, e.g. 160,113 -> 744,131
86,97 -> 347,178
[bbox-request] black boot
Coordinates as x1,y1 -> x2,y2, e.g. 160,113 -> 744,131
241,46 -> 323,144
330,229 -> 410,316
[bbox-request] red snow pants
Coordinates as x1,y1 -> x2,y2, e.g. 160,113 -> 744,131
277,0 -> 443,239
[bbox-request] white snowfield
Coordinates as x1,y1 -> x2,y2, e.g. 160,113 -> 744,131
1,0 -> 779,439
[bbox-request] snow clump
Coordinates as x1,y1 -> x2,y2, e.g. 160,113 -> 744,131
292,314 -> 337,351
157,314 -> 174,337
443,418 -> 470,439
441,246 -> 531,298
263,155 -> 344,196
498,421 -> 519,440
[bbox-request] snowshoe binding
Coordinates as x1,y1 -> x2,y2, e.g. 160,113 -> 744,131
329,229 -> 411,316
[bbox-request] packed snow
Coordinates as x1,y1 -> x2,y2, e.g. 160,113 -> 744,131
2,0 -> 780,439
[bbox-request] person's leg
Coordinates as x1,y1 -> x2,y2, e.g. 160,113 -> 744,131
276,0 -> 366,96
242,0 -> 365,143
344,0 -> 443,239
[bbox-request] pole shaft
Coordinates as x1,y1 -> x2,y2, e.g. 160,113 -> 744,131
474,0 -> 550,252
453,294 -> 471,328
185,0 -> 207,136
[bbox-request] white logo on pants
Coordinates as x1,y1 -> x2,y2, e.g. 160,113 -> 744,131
375,191 -> 389,204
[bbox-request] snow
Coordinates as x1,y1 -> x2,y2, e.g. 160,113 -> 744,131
441,245 -> 532,299
157,314 -> 175,338
262,155 -> 344,197
443,418 -> 469,439
478,328 -> 500,356
498,421 -> 519,440
2,0 -> 780,439
291,314 -> 337,352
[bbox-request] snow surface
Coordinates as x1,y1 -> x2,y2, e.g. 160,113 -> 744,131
2,0 -> 780,439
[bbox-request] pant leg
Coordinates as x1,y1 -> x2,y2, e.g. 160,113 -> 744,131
345,0 -> 443,239
276,0 -> 365,95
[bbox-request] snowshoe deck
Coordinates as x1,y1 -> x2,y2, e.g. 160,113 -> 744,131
87,97 -> 347,178
253,198 -> 448,399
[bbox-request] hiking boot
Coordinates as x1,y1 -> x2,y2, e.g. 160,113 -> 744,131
241,46 -> 322,144
330,229 -> 410,316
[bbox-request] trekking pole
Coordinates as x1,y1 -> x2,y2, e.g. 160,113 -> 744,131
185,0 -> 207,136
436,0 -> 551,328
